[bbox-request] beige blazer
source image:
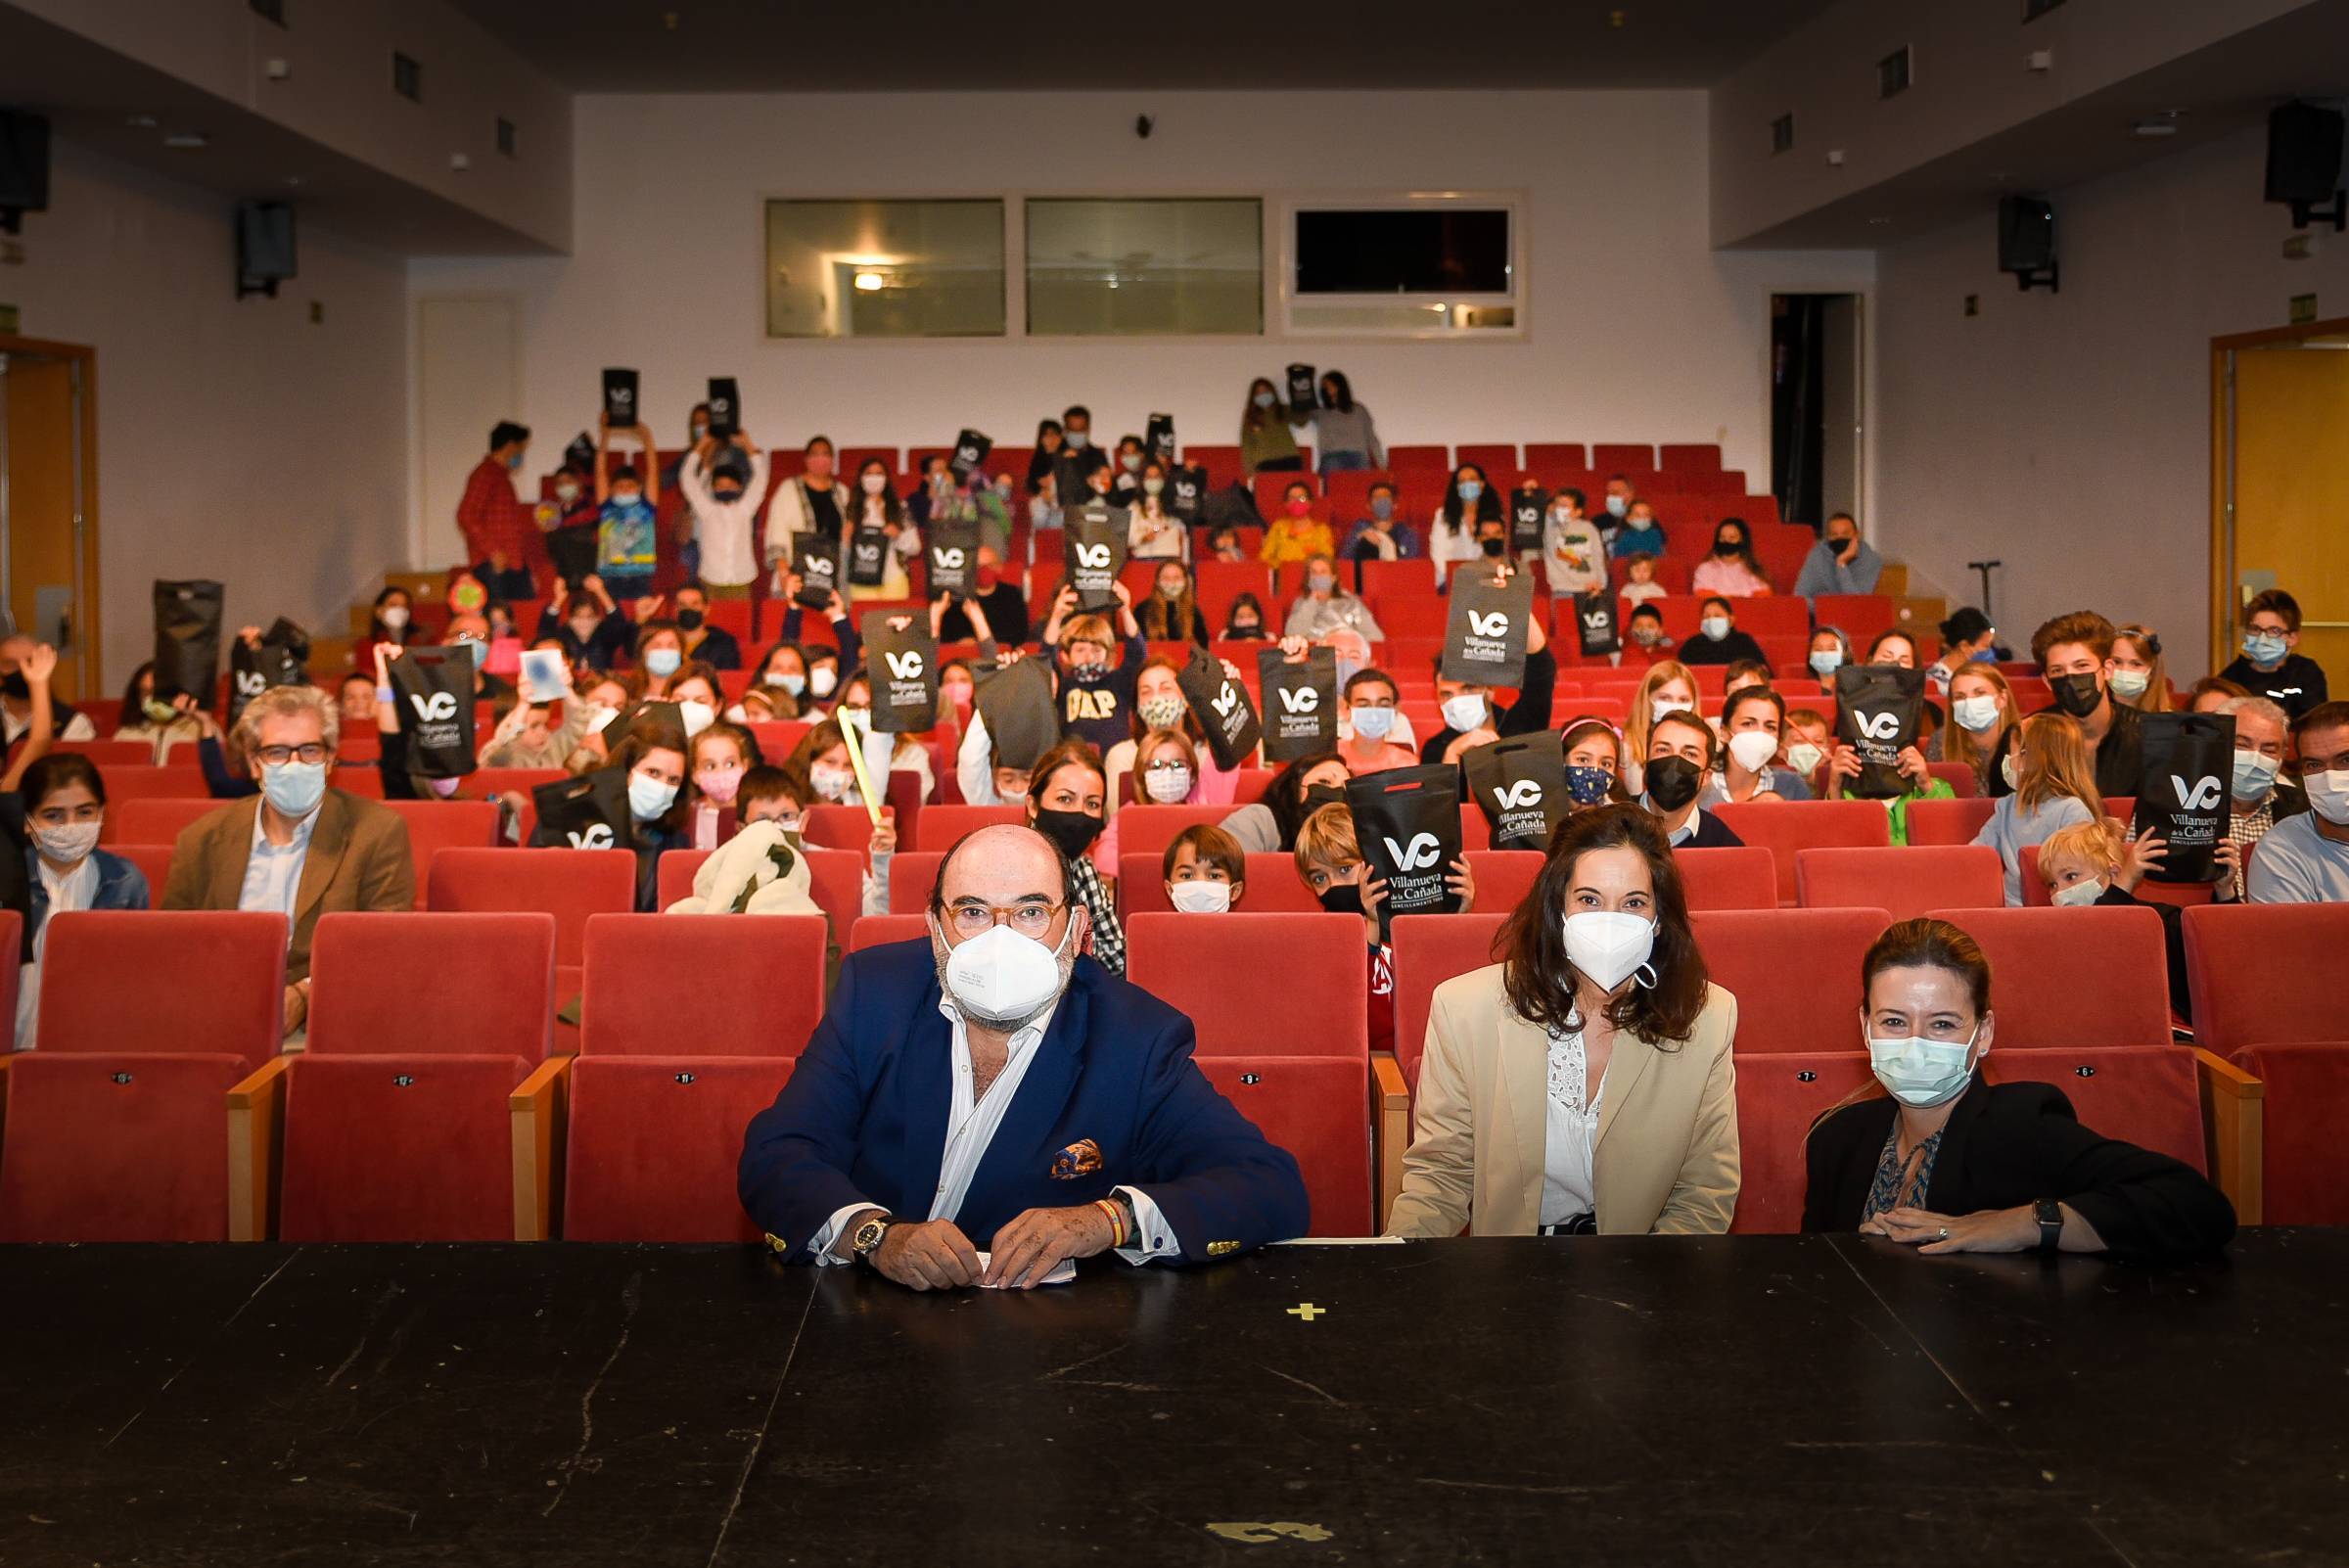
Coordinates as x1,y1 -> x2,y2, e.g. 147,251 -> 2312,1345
1385,964 -> 1740,1237
161,791 -> 415,983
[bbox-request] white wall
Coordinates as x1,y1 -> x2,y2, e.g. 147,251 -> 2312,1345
7,139 -> 409,687
409,88 -> 1875,556
1873,123 -> 2349,680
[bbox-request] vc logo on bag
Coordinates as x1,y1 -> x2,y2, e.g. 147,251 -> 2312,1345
956,443 -> 980,463
883,650 -> 925,680
1467,611 -> 1510,638
1581,611 -> 1612,631
1384,832 -> 1443,870
1074,543 -> 1112,569
2172,775 -> 2223,810
1277,685 -> 1319,715
1855,711 -> 1903,740
1495,781 -> 1544,809
567,825 -> 616,851
933,547 -> 966,569
408,692 -> 458,722
235,669 -> 267,697
1211,683 -> 1241,718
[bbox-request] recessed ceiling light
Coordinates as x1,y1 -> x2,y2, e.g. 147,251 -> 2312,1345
852,270 -> 885,292
162,132 -> 207,149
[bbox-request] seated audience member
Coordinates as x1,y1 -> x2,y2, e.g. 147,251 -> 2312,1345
1102,657 -> 1231,807
1723,660 -> 1773,705
1679,597 -> 1767,668
1163,823 -> 1247,911
1343,481 -> 1422,561
1610,500 -> 1668,560
354,586 -> 416,673
1689,519 -> 1773,598
531,713 -> 689,912
1022,741 -> 1123,975
1973,713 -> 2100,904
1783,709 -> 1830,787
1618,553 -> 1668,607
677,435 -> 768,599
1708,686 -> 1812,804
937,545 -> 1027,646
1808,626 -> 1852,681
163,684 -> 414,1035
1986,612 -> 2146,800
1427,465 -> 1502,587
1793,510 -> 1884,602
737,822 -> 1308,1286
2038,819 -> 2234,1020
1541,488 -> 1609,597
1561,719 -> 1632,812
480,687 -> 590,771
2189,675 -> 2252,714
1038,585 -> 1147,757
1108,436 -> 1148,507
1137,560 -> 1211,646
1624,661 -> 1699,780
1419,601 -> 1556,766
114,662 -> 207,762
1023,418 -> 1067,494
672,581 -> 743,669
1028,470 -> 1066,534
1125,728 -> 1204,809
1305,369 -> 1383,474
2106,624 -> 2170,712
1388,804 -> 1737,1237
763,437 -> 849,585
337,670 -> 379,730
1642,713 -> 1745,848
1127,460 -> 1185,562
2213,695 -> 2302,901
1260,482 -> 1335,568
1803,918 -> 2234,1261
1204,525 -> 1247,565
1221,749 -> 1348,855
1598,473 -> 1638,530
1293,802 -> 1473,1057
737,764 -> 809,832
14,755 -> 151,1048
1338,669 -> 1420,775
1866,628 -> 1918,669
1932,664 -> 2016,788
546,577 -> 635,672
668,664 -> 725,739
2220,588 -> 2329,720
1241,378 -> 1303,474
1220,592 -> 1270,641
1623,602 -> 1674,663
456,419 -> 541,597
1924,608 -> 1997,696
687,719 -> 757,837
1285,554 -> 1383,644
2246,700 -> 2349,903
1823,707 -> 1954,845
818,669 -> 934,803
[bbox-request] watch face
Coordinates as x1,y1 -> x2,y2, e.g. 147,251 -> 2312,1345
853,1219 -> 889,1253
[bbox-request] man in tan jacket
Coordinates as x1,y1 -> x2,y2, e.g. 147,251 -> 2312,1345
163,684 -> 413,1036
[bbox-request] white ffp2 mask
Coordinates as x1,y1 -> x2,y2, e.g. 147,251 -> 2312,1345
1561,910 -> 1656,992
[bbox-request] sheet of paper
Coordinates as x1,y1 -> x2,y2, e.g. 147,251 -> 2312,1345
972,1253 -> 1077,1287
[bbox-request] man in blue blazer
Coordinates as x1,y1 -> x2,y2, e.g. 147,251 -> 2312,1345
739,824 -> 1308,1290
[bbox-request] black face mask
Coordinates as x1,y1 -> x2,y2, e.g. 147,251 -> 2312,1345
2049,672 -> 2103,718
677,609 -> 706,631
1645,756 -> 1703,813
1302,782 -> 1347,811
1480,537 -> 1506,558
1317,883 -> 1364,916
1033,807 -> 1103,859
0,672 -> 27,702
712,486 -> 745,506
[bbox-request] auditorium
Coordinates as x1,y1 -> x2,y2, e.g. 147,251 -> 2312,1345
1,0 -> 2346,1561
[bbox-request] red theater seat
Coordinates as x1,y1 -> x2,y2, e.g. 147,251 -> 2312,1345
1925,906 -> 2171,1050
1196,1056 -> 1372,1237
0,1052 -> 251,1241
382,801 -> 500,908
1903,797 -> 1997,847
2230,1043 -> 2349,1224
54,739 -> 155,766
427,848 -> 634,1006
1126,913 -> 1366,1058
99,768 -> 211,809
1675,847 -> 1779,911
106,795 -> 220,848
275,1053 -> 536,1241
1524,442 -> 1589,470
37,909 -> 284,1066
1592,443 -> 1655,472
1727,1051 -> 1875,1234
913,804 -> 1023,853
305,912 -> 556,1060
111,843 -> 171,905
1453,442 -> 1518,474
888,851 -> 944,913
1712,802 -> 1891,905
1797,846 -> 2003,921
1387,444 -> 1450,471
1463,851 -> 1543,914
1659,443 -> 1723,474
849,914 -> 928,950
1693,907 -> 1886,1054
1390,912 -> 1508,1090
561,1056 -> 795,1241
1118,804 -> 1242,856
1983,1046 -> 2206,1174
581,913 -> 826,1058
2184,904 -> 2349,1058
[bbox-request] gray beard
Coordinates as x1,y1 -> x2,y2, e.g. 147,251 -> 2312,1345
929,926 -> 1078,1033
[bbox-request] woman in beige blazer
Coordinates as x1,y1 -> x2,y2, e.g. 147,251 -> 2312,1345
1386,804 -> 1739,1237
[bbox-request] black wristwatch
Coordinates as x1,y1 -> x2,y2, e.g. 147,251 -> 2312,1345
849,1211 -> 895,1268
2033,1199 -> 2064,1254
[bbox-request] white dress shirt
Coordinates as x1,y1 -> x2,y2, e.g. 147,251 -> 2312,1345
15,852 -> 95,1049
1540,1024 -> 1609,1225
810,994 -> 1180,1267
238,801 -> 320,929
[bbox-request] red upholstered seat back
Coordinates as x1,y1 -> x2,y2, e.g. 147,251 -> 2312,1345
278,1054 -> 532,1241
1390,913 -> 1508,1090
888,852 -> 944,913
563,1056 -> 795,1241
38,910 -> 285,1071
913,805 -> 1024,853
109,796 -> 219,848
1984,1045 -> 2206,1174
1195,1055 -> 1372,1237
581,914 -> 826,1058
305,911 -> 554,1060
1125,912 -> 1366,1058
849,915 -> 929,950
1797,846 -> 2004,921
1692,907 -> 1886,1054
1713,802 -> 1891,905
1903,798 -> 1997,847
2231,1043 -> 2349,1224
1727,1051 -> 1876,1234
1118,805 -> 1242,857
0,1052 -> 249,1241
426,848 -> 633,969
380,801 -> 501,908
1926,905 -> 2172,1049
2184,904 -> 2349,1056
1462,851 -> 1543,917
1675,846 -> 1778,910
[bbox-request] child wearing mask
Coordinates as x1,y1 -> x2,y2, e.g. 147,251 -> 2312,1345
845,459 -> 917,601
678,436 -> 768,596
2039,817 -> 2236,1018
1612,502 -> 1668,559
1689,519 -> 1773,598
480,689 -> 591,771
1428,466 -> 1501,589
538,576 -> 633,672
1783,709 -> 1832,792
1138,561 -> 1211,646
2220,588 -> 2329,720
1542,488 -> 1609,596
1294,802 -> 1475,1057
1972,712 -> 2102,903
2107,624 -> 2174,713
1933,665 -> 2017,788
1038,583 -> 1147,757
593,451 -> 661,604
1260,482 -> 1335,567
1624,603 -> 1675,665
1207,526 -> 1249,565
1164,823 -> 1248,912
1127,460 -> 1185,561
1102,658 -> 1239,808
15,755 -> 152,1048
1222,593 -> 1270,641
1219,750 -> 1349,855
1284,554 -> 1383,643
1241,377 -> 1302,473
781,719 -> 898,915
687,720 -> 759,850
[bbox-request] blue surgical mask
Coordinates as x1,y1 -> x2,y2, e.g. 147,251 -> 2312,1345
645,647 -> 682,678
1605,495 -> 1629,518
2243,632 -> 2287,666
1700,616 -> 1730,641
767,671 -> 806,696
2232,749 -> 2280,803
1564,765 -> 1614,807
628,770 -> 678,821
261,759 -> 327,819
1369,497 -> 1394,521
1809,649 -> 1843,677
1456,481 -> 1483,502
613,488 -> 642,508
1350,705 -> 1397,741
506,450 -> 524,471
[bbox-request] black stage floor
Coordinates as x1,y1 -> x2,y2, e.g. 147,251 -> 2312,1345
2,1233 -> 2342,1566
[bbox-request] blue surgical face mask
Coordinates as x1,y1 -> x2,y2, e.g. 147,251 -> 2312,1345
261,759 -> 327,819
628,770 -> 678,821
1457,480 -> 1483,502
2232,749 -> 2280,803
645,647 -> 682,678
1605,494 -> 1629,518
768,671 -> 806,696
1969,648 -> 1997,664
1350,704 -> 1397,741
612,488 -> 642,509
2243,631 -> 2288,666
1564,765 -> 1614,806
1810,649 -> 1844,677
506,450 -> 525,471
1700,616 -> 1730,641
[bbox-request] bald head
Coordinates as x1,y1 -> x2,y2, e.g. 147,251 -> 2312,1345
930,823 -> 1075,938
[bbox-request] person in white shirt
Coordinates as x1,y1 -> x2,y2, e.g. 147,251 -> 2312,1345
2248,702 -> 2349,903
0,636 -> 96,752
737,824 -> 1310,1288
676,434 -> 769,594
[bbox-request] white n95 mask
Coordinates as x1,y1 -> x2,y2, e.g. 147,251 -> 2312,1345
1168,880 -> 1232,913
943,921 -> 1072,1027
1561,910 -> 1657,992
1726,731 -> 1778,773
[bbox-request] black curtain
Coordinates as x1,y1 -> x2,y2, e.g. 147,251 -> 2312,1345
1772,296 -> 1825,531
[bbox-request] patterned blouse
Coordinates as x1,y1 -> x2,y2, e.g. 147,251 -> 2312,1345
1068,855 -> 1126,977
1862,1121 -> 1946,1223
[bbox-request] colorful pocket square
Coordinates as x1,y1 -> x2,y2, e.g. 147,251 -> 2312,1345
1050,1138 -> 1104,1179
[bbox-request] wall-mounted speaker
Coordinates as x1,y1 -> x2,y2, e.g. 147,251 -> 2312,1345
0,110 -> 50,235
1997,195 -> 2057,293
2266,101 -> 2345,230
236,201 -> 298,299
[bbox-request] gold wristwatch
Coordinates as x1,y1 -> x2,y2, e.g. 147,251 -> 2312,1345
850,1211 -> 894,1266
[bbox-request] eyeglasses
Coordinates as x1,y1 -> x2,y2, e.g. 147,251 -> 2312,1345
255,744 -> 329,766
944,899 -> 1065,939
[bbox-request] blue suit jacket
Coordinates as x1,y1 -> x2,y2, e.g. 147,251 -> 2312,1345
738,940 -> 1309,1264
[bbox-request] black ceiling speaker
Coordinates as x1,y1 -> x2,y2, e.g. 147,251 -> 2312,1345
0,110 -> 50,235
236,201 -> 297,300
1997,195 -> 2058,293
2265,101 -> 2344,230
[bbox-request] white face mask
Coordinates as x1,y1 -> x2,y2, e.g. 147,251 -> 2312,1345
1726,731 -> 1779,774
1350,705 -> 1397,741
2107,668 -> 2150,700
1650,697 -> 1693,722
1560,909 -> 1657,993
1786,741 -> 1825,776
2001,754 -> 2019,790
677,700 -> 715,738
2304,768 -> 2349,826
1441,693 -> 1488,734
1953,695 -> 2001,733
31,819 -> 101,866
942,919 -> 1073,1027
379,605 -> 410,630
1699,616 -> 1730,642
1168,879 -> 1232,913
1142,764 -> 1193,804
1866,1023 -> 1981,1109
810,763 -> 852,802
1253,392 -> 1276,409
1809,649 -> 1843,677
2050,876 -> 2105,907
2231,749 -> 2280,803
860,473 -> 889,495
808,667 -> 838,698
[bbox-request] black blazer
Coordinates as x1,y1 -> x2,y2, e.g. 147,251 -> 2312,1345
1802,1077 -> 2234,1263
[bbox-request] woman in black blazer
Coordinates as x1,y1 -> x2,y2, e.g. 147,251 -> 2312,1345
1803,917 -> 2234,1263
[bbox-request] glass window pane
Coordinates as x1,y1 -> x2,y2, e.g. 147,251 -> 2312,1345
1026,199 -> 1262,337
765,200 -> 1004,339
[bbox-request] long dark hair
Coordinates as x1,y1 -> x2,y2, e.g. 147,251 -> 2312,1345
117,661 -> 159,731
608,718 -> 692,838
1443,465 -> 1503,529
1026,419 -> 1065,492
1500,805 -> 1708,1043
1266,748 -> 1345,853
1243,377 -> 1284,432
1710,516 -> 1764,574
1319,370 -> 1354,413
853,458 -> 904,529
22,753 -> 107,811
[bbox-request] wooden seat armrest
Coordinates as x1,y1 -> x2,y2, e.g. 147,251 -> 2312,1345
1372,1052 -> 1411,1235
226,1054 -> 296,1242
2193,1047 -> 2264,1227
509,1056 -> 574,1242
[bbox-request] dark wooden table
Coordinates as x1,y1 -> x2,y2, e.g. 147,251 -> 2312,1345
1,1233 -> 2339,1565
